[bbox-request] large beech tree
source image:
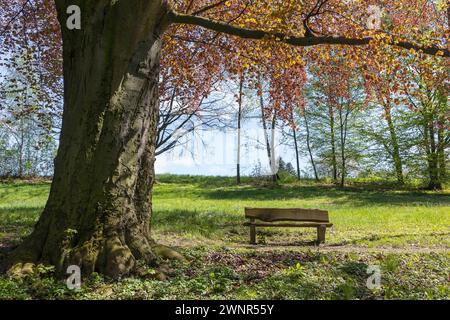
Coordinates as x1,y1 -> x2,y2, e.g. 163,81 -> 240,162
2,0 -> 448,278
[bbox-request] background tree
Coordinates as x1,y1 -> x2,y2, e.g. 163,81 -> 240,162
402,57 -> 449,189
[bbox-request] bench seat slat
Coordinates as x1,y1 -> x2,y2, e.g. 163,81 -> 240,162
245,207 -> 329,223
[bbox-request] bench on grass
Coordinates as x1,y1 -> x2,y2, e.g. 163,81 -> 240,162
243,207 -> 333,245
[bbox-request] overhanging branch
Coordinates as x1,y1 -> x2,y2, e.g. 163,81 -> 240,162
168,11 -> 450,58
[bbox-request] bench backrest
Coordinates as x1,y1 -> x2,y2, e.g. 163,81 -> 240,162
245,208 -> 329,223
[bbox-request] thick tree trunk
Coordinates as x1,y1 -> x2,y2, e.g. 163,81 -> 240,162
7,0 -> 170,278
384,105 -> 404,185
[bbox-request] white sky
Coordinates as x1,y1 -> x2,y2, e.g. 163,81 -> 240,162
155,117 -> 309,176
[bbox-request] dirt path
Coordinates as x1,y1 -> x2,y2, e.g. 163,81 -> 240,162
154,235 -> 449,254
230,244 -> 450,254
3,233 -> 448,257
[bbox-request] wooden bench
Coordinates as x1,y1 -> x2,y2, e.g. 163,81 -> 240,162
243,207 -> 333,245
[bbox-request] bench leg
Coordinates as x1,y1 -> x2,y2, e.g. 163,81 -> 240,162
250,225 -> 256,245
317,225 -> 326,244
249,219 -> 256,245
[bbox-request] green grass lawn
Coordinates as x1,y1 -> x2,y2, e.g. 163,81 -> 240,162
0,175 -> 449,300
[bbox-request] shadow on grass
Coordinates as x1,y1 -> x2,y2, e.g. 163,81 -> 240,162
246,256 -> 374,299
202,184 -> 450,207
0,206 -> 42,270
0,183 -> 50,203
156,175 -> 242,187
0,206 -> 41,232
153,209 -> 243,237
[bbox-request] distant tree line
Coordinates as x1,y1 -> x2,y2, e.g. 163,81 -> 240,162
1,53 -> 448,189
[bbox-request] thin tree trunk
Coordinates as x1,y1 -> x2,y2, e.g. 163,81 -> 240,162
329,106 -> 338,183
338,108 -> 347,187
270,109 -> 278,182
384,104 -> 404,185
260,90 -> 271,161
437,112 -> 446,184
236,75 -> 244,184
427,119 -> 441,190
18,117 -> 24,178
8,1 -> 171,278
291,110 -> 301,180
437,126 -> 446,182
258,78 -> 276,181
303,110 -> 319,181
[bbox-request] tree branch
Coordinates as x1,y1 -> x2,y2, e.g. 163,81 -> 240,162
0,0 -> 31,37
168,11 -> 450,57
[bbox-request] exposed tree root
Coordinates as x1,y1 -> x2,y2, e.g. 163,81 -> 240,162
152,244 -> 188,263
7,262 -> 36,278
5,238 -> 187,282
